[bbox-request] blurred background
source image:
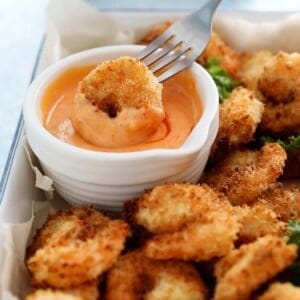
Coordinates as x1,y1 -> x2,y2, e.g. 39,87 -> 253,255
0,0 -> 299,176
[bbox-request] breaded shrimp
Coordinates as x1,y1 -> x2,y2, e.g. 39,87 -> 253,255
197,32 -> 240,77
260,100 -> 300,135
256,183 -> 300,222
258,52 -> 300,103
138,20 -> 175,44
125,183 -> 239,261
144,208 -> 240,261
237,50 -> 273,99
105,250 -> 207,300
258,282 -> 300,300
27,207 -> 130,288
258,52 -> 300,134
25,281 -> 100,300
211,87 -> 264,157
124,183 -> 226,234
214,235 -> 297,300
236,203 -> 286,243
204,143 -> 287,205
72,56 -> 164,148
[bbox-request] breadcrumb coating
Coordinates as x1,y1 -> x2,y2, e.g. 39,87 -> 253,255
236,203 -> 286,243
258,52 -> 300,103
258,52 -> 300,134
27,207 -> 130,288
144,208 -> 240,261
25,281 -> 99,300
125,183 -> 239,261
105,251 -> 207,300
211,87 -> 264,157
197,32 -> 240,77
72,56 -> 164,147
124,183 -> 225,234
258,282 -> 300,300
204,143 -> 287,205
214,236 -> 297,300
26,290 -> 80,300
237,50 -> 273,99
260,100 -> 300,135
257,183 -> 300,222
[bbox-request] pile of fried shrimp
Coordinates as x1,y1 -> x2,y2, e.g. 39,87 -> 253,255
25,20 -> 300,300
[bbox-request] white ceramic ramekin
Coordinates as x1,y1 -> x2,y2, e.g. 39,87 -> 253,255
23,45 -> 219,211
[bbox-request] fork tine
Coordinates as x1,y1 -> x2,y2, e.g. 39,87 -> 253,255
142,40 -> 182,67
156,54 -> 198,83
136,31 -> 173,61
150,44 -> 191,73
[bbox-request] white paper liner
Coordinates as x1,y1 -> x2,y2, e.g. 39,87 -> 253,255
2,1 -> 300,298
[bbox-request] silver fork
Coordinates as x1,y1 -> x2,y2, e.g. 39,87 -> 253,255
136,0 -> 222,82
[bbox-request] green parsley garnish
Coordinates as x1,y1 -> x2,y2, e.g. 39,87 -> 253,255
288,219 -> 300,250
261,134 -> 300,151
203,57 -> 239,103
284,219 -> 300,285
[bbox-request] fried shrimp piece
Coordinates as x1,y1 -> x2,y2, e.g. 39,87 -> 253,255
125,183 -> 239,261
27,207 -> 130,288
258,52 -> 300,103
72,57 -> 164,148
256,183 -> 300,222
258,52 -> 300,134
237,50 -> 273,98
260,100 -> 300,135
197,32 -> 240,77
144,208 -> 240,261
204,143 -> 287,205
211,87 -> 264,157
213,236 -> 297,300
25,281 -> 100,300
105,251 -> 207,300
124,183 -> 225,234
258,282 -> 300,300
139,20 -> 175,44
236,203 -> 286,243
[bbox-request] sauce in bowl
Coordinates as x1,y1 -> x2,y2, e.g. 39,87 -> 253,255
41,65 -> 202,152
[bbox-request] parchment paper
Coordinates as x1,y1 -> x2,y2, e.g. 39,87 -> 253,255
1,1 -> 300,298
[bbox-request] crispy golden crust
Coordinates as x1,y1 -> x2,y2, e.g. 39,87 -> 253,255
214,236 -> 297,300
144,208 -> 240,261
211,87 -> 264,157
124,183 -> 224,234
204,143 -> 287,205
25,281 -> 100,300
260,100 -> 300,135
27,207 -> 130,288
257,183 -> 300,222
72,57 -> 164,148
237,50 -> 273,99
105,251 -> 207,300
26,290 -> 80,300
258,52 -> 300,134
258,282 -> 300,300
236,204 -> 286,244
258,52 -> 300,103
138,20 -> 175,44
197,32 -> 240,77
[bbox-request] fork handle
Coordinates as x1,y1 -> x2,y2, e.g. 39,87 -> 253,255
187,0 -> 222,25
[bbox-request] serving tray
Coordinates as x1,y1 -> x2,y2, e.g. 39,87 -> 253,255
0,10 -> 300,299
